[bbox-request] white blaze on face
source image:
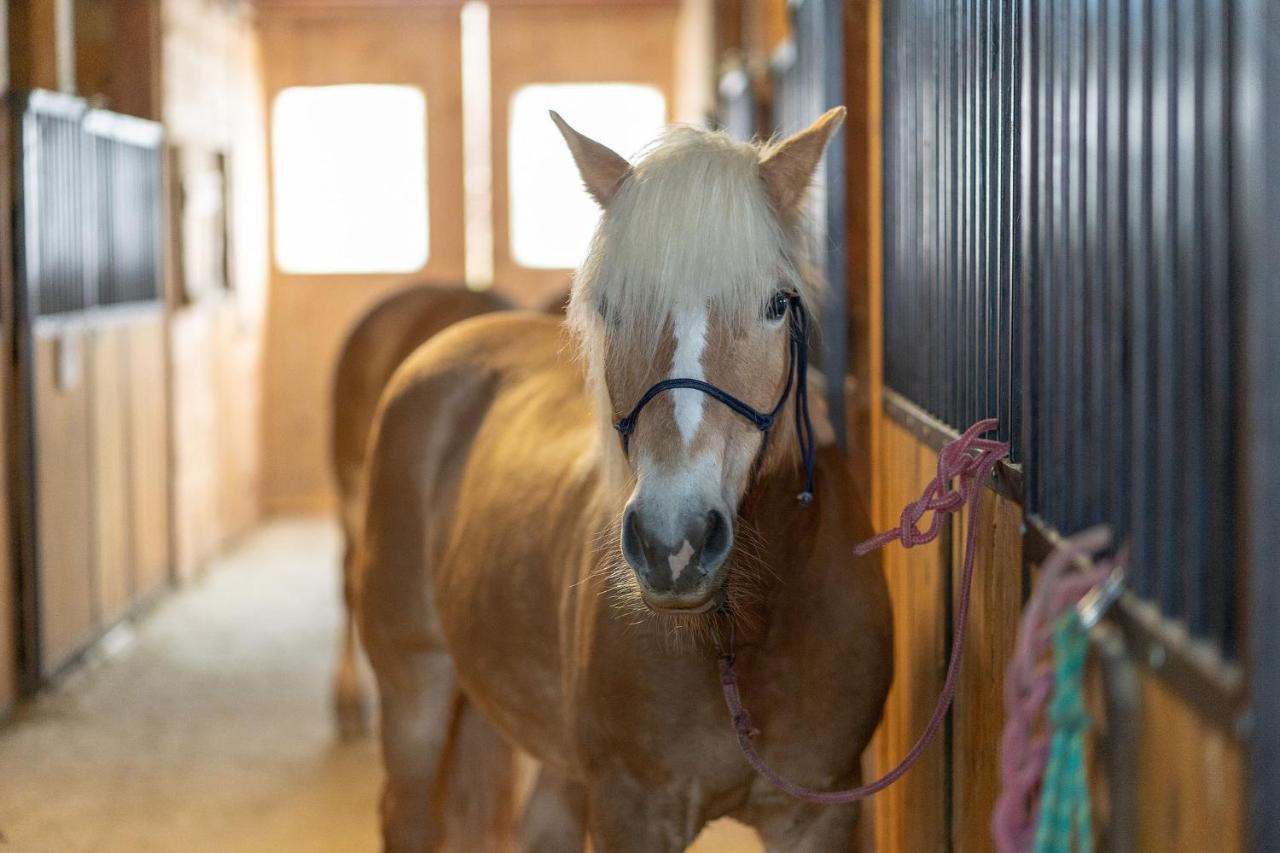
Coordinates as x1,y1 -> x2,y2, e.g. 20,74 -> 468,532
670,305 -> 709,445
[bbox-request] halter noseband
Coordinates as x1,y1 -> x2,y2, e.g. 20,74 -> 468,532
613,293 -> 818,505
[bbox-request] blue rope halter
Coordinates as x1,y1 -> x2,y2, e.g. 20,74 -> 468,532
613,293 -> 818,505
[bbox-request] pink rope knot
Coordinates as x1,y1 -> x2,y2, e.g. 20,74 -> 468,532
854,417 -> 1009,557
992,527 -> 1125,853
717,418 -> 1009,805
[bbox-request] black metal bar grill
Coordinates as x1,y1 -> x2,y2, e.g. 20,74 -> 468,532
883,0 -> 1240,659
16,92 -> 165,317
84,110 -> 165,307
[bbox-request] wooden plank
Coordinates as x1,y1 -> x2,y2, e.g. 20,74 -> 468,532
10,0 -> 75,92
865,417 -> 948,852
1132,672 -> 1246,851
33,326 -> 97,673
126,314 -> 171,597
89,323 -> 132,622
950,489 -> 1023,852
0,70 -> 18,712
0,329 -> 13,707
842,0 -> 883,525
487,3 -> 678,307
258,7 -> 466,514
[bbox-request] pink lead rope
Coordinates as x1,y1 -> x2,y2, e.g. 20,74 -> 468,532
718,418 -> 1010,803
991,527 -> 1124,852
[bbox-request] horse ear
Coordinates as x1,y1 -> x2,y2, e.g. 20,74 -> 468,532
549,111 -> 632,207
759,106 -> 847,213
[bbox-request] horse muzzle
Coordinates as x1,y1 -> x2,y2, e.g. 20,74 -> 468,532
621,505 -> 732,611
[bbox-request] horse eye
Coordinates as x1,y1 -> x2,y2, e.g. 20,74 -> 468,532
764,291 -> 789,322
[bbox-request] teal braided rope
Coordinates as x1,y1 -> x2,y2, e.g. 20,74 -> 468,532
1033,611 -> 1094,853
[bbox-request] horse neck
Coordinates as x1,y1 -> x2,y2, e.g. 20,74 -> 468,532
723,453 -> 833,644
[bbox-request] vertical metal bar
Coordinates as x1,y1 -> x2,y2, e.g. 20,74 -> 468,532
988,0 -> 998,427
940,0 -> 951,424
1128,0 -> 1153,600
1201,0 -> 1235,655
1106,0 -> 1131,555
957,0 -> 962,427
987,0 -> 999,433
1010,0 -> 1024,464
1025,0 -> 1044,514
1066,0 -> 1084,534
1239,0 -> 1280,840
1086,0 -> 1105,532
1151,0 -> 1180,616
1177,0 -> 1208,636
1050,0 -> 1066,530
966,0 -> 977,430
885,6 -> 897,396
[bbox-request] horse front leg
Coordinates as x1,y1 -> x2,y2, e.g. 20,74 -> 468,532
585,779 -> 697,853
752,799 -> 863,853
359,407 -> 457,853
518,766 -> 587,853
370,646 -> 458,853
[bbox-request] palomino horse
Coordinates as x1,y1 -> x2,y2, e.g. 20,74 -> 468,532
331,284 -> 512,736
358,108 -> 892,851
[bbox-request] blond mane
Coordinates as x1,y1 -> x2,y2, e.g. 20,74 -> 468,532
567,126 -> 818,364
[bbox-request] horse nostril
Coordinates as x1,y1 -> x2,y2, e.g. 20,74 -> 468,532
701,510 -> 731,568
621,509 -> 648,577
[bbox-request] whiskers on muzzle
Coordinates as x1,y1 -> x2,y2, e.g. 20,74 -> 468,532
587,513 -> 769,651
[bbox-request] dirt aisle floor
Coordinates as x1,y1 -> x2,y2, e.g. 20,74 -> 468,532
0,519 -> 761,853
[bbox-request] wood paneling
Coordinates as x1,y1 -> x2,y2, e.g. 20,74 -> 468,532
126,312 -> 170,596
165,0 -> 267,572
259,7 -> 466,513
0,332 -> 13,707
75,0 -> 161,120
487,3 -> 677,306
0,64 -> 17,712
1134,671 -> 1246,852
89,321 -> 132,622
842,0 -> 881,522
11,0 -> 76,92
865,417 -> 948,853
950,488 -> 1023,852
33,325 -> 96,673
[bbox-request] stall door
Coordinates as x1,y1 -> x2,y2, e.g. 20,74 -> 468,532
259,6 -> 466,513
487,1 -> 678,308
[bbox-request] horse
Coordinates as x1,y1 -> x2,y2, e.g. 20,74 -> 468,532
330,284 -> 514,736
357,107 -> 893,852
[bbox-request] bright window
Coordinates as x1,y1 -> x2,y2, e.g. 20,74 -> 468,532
508,83 -> 666,269
272,84 -> 429,274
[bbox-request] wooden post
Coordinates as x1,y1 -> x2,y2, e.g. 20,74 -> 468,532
11,0 -> 76,92
842,0 -> 881,525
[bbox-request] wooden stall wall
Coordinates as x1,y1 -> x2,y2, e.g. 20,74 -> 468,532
257,2 -> 465,515
487,0 -> 678,308
672,0 -> 714,125
162,0 -> 268,576
0,101 -> 13,715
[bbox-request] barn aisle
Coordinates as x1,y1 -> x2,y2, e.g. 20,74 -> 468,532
0,520 -> 760,852
0,520 -> 382,853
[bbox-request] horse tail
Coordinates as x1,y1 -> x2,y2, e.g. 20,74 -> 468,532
437,696 -> 518,853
